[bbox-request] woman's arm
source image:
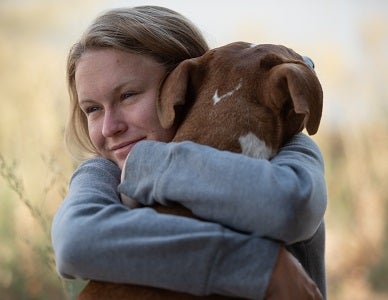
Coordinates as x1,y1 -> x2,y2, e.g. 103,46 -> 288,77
119,133 -> 327,244
51,157 -> 280,299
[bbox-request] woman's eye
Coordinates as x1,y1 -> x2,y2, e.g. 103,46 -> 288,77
84,106 -> 101,115
120,92 -> 135,101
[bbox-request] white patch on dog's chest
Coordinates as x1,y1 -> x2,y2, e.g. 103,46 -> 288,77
238,132 -> 275,159
213,79 -> 242,105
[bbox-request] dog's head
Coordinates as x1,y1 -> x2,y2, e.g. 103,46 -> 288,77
158,42 -> 323,158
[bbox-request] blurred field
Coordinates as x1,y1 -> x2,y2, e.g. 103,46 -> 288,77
0,1 -> 387,299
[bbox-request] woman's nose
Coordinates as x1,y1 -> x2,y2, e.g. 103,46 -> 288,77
101,109 -> 127,137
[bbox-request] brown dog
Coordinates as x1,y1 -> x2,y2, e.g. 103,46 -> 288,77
77,42 -> 323,299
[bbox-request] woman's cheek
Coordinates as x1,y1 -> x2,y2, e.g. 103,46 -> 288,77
88,122 -> 103,151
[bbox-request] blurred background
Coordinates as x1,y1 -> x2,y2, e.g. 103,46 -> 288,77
0,0 -> 387,299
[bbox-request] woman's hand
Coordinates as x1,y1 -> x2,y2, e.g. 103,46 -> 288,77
265,247 -> 322,299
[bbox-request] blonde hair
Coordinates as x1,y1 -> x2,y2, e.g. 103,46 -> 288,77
66,6 -> 209,160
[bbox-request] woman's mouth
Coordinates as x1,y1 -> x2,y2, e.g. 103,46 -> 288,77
110,139 -> 143,158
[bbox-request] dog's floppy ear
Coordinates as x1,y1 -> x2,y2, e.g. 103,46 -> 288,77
157,58 -> 202,129
268,62 -> 323,135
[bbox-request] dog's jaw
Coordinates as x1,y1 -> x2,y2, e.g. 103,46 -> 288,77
238,132 -> 276,159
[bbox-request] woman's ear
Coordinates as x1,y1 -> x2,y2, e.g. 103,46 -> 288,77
157,58 -> 202,129
268,62 -> 323,136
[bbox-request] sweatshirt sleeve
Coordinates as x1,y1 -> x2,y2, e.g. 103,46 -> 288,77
51,157 -> 280,299
118,133 -> 327,244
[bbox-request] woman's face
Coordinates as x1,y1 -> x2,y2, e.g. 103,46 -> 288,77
75,48 -> 176,169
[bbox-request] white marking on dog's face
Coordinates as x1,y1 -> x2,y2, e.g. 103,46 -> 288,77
249,43 -> 257,48
213,79 -> 243,105
238,132 -> 275,159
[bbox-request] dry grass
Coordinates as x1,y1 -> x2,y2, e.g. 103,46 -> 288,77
317,121 -> 388,300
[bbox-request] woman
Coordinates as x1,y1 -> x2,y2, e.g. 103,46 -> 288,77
52,6 -> 326,299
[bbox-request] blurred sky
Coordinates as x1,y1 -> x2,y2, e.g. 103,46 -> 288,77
107,0 -> 387,48
1,0 -> 387,129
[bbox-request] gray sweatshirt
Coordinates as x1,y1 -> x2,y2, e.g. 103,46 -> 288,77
51,133 -> 327,299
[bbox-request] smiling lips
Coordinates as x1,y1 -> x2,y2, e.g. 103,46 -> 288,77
110,138 -> 144,154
